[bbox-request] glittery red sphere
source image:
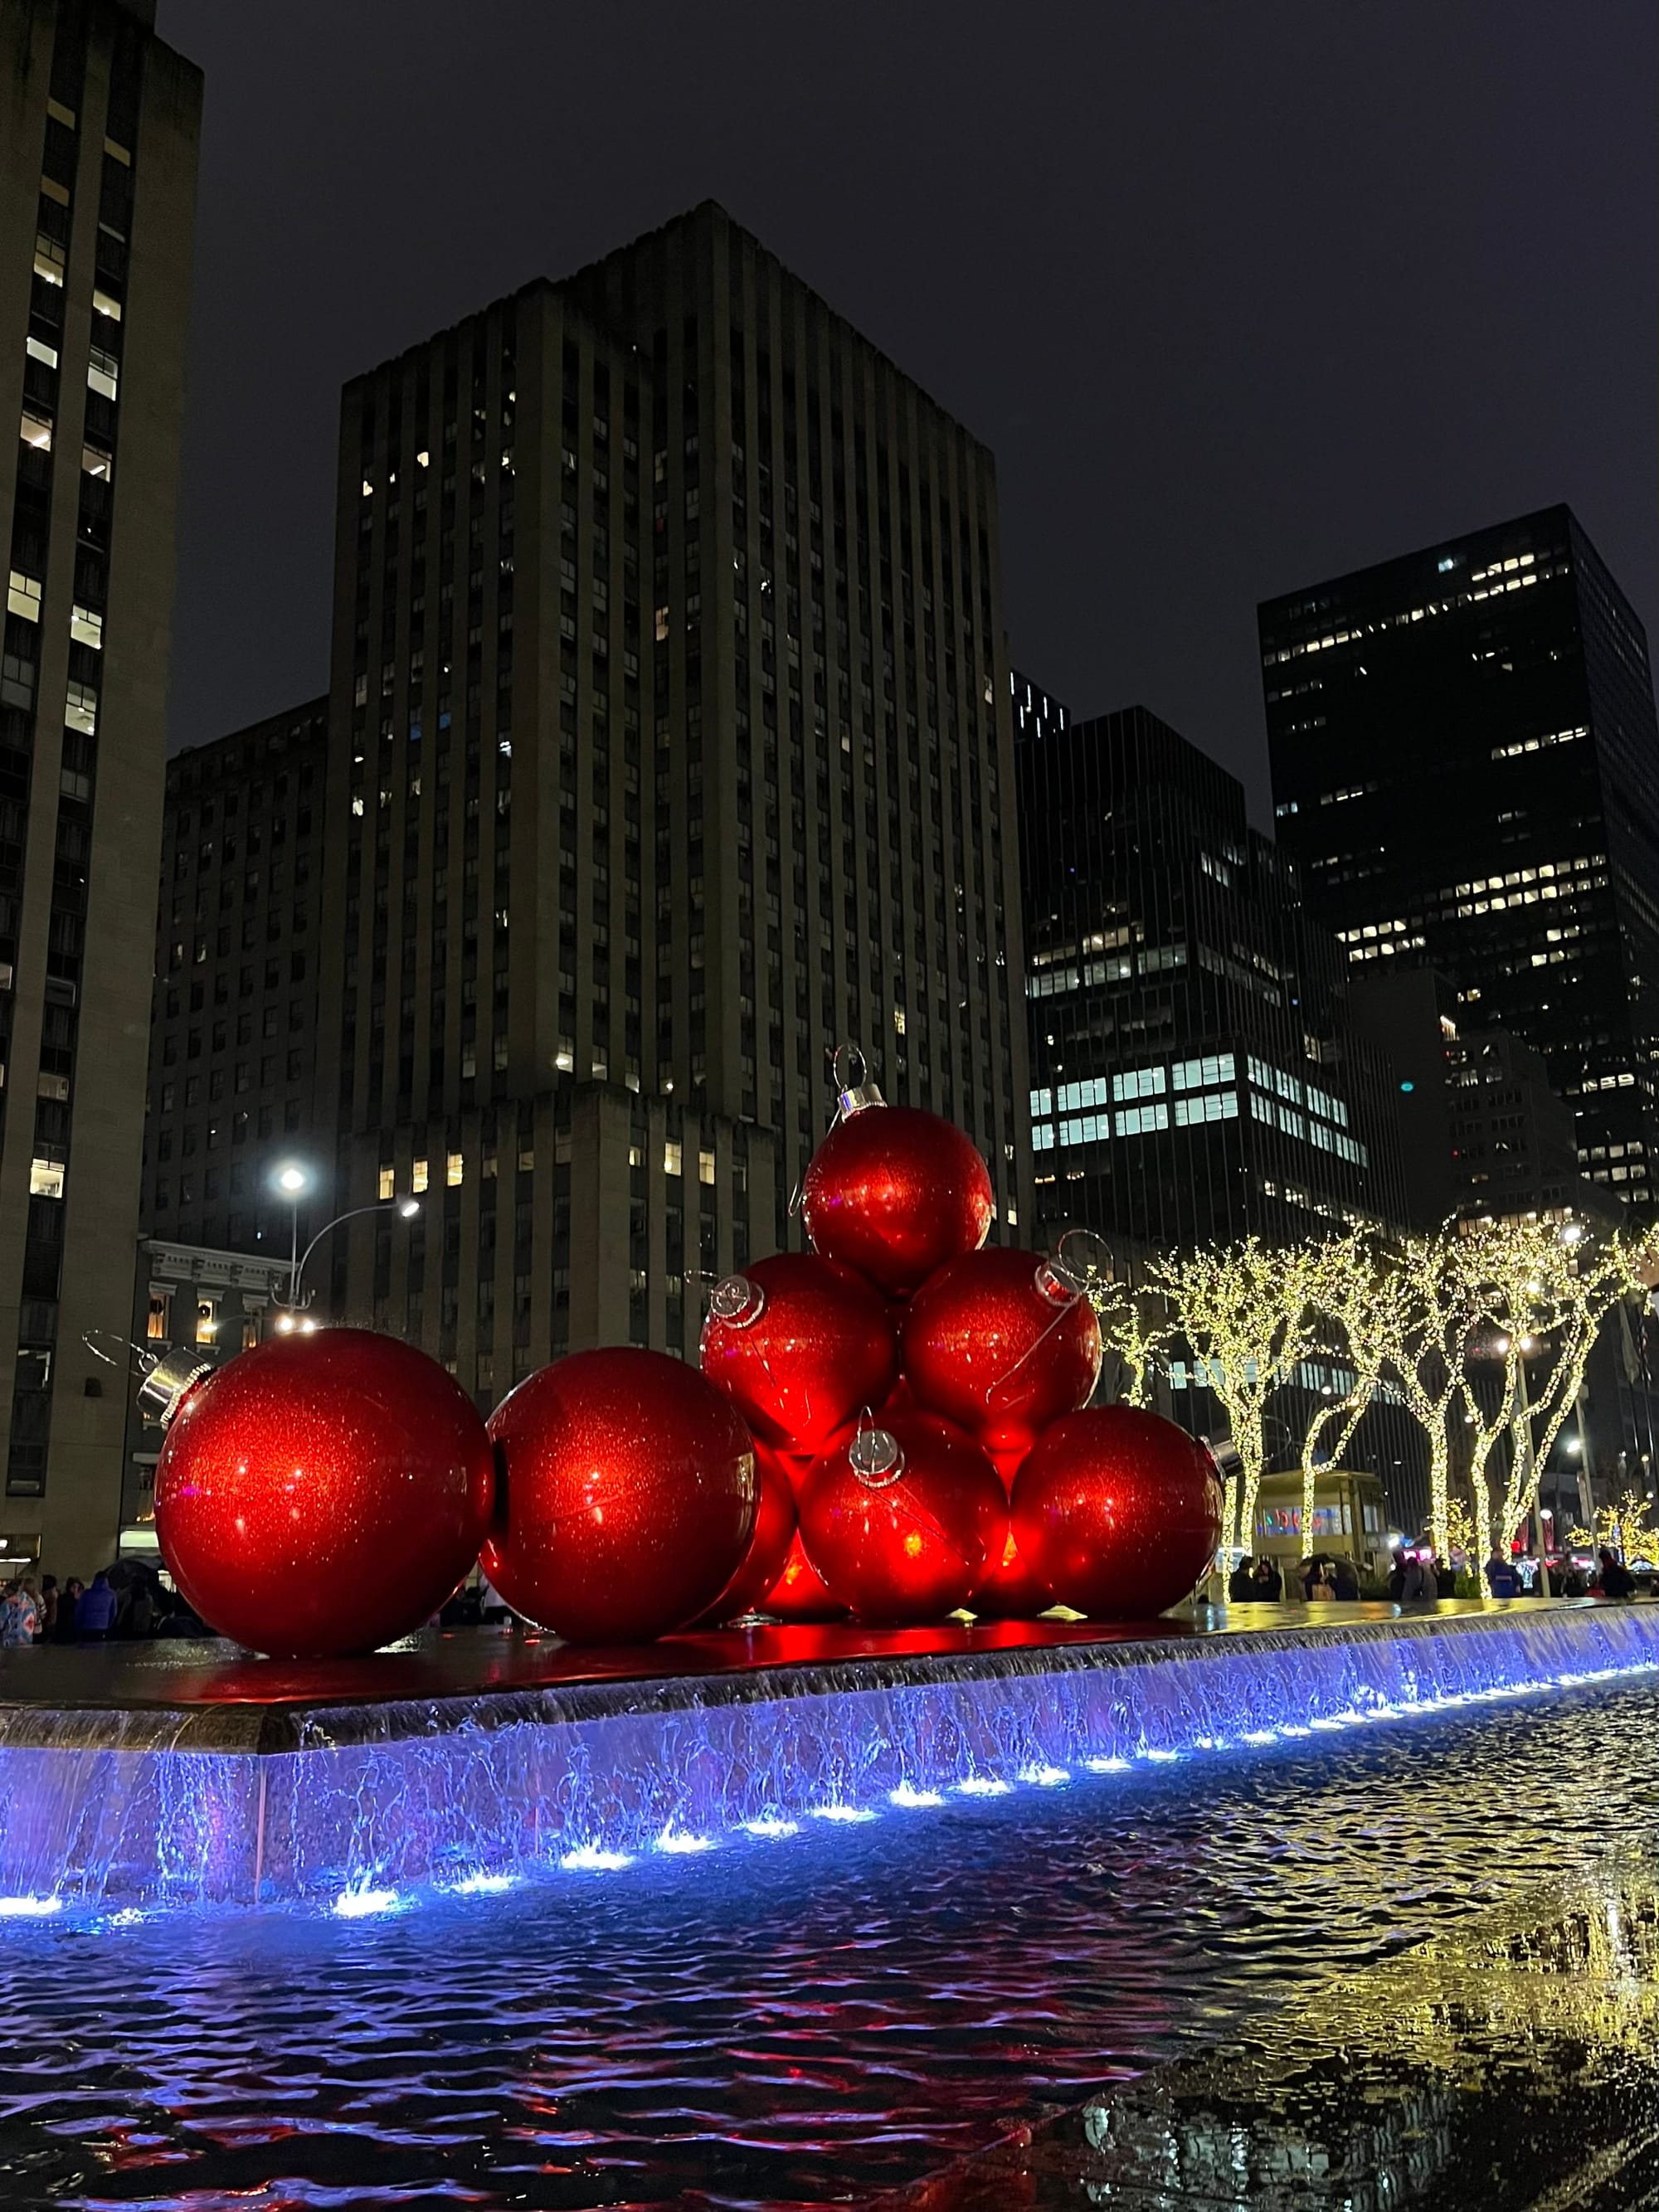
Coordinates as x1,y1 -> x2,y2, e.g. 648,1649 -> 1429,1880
798,1411 -> 1006,1626
1010,1406 -> 1224,1621
762,1529 -> 848,1622
970,1527 -> 1055,1620
801,1103 -> 995,1298
483,1348 -> 757,1643
691,1441 -> 800,1626
699,1252 -> 898,1455
153,1330 -> 494,1659
902,1249 -> 1102,1453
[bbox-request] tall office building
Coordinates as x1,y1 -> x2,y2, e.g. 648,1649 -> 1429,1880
141,698 -> 328,1257
311,204 -> 1031,1398
0,0 -> 200,1565
1016,698 -> 1405,1252
1262,505 -> 1659,1213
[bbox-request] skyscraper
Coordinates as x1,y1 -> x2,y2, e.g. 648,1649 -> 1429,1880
1261,505 -> 1659,1213
1016,698 -> 1405,1252
311,204 -> 1031,1398
0,0 -> 201,1564
142,699 -> 328,1258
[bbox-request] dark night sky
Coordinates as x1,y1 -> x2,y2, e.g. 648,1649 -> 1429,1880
159,1 -> 1657,820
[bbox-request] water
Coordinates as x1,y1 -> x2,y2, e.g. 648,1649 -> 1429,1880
2,1606 -> 1653,1908
2,1667 -> 1657,2211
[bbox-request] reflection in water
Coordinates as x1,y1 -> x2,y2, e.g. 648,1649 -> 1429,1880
2,1680 -> 1657,2210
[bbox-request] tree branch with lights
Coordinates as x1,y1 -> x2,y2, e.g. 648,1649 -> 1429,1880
1148,1237 -> 1322,1552
1292,1232 -> 1394,1560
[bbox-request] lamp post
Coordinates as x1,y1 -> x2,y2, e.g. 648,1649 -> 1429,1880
272,1196 -> 421,1327
274,1162 -> 312,1309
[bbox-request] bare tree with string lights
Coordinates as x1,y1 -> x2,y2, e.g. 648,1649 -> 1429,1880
1148,1237 -> 1324,1553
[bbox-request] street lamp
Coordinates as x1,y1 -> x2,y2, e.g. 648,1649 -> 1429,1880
275,1194 -> 422,1317
272,1160 -> 314,1308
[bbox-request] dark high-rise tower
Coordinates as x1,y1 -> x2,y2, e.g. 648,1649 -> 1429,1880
0,0 -> 201,1566
142,700 -> 328,1257
310,205 -> 1031,1399
1262,505 -> 1659,1213
1015,698 -> 1405,1252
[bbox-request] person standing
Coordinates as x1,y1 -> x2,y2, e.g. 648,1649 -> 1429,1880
52,1578 -> 82,1641
1253,1556 -> 1283,1601
1331,1556 -> 1360,1602
1595,1548 -> 1637,1601
37,1576 -> 58,1639
0,1579 -> 39,1646
75,1571 -> 118,1641
1228,1556 -> 1257,1604
1401,1553 -> 1438,1603
1485,1551 -> 1520,1599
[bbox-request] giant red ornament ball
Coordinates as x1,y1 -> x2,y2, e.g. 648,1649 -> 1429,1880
484,1347 -> 757,1643
699,1252 -> 897,1454
902,1248 -> 1102,1453
153,1329 -> 495,1658
1011,1405 -> 1223,1621
800,1090 -> 994,1300
762,1529 -> 848,1622
798,1410 -> 1006,1626
692,1441 -> 800,1626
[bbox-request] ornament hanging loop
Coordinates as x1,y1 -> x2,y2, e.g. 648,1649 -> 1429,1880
708,1274 -> 765,1327
848,1412 -> 905,1490
831,1042 -> 884,1120
82,1329 -> 160,1380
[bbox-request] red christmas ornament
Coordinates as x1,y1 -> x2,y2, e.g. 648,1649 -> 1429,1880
798,1410 -> 1006,1626
800,1073 -> 994,1299
902,1247 -> 1102,1452
699,1252 -> 898,1454
153,1329 -> 494,1659
1011,1406 -> 1224,1621
484,1348 -> 757,1644
690,1441 -> 800,1626
762,1529 -> 848,1622
970,1527 -> 1054,1620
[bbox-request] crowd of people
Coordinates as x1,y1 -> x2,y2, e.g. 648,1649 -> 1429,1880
0,1563 -> 200,1647
1226,1544 -> 1644,1607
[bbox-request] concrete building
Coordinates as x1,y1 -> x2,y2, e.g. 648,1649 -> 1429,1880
1014,697 -> 1407,1251
0,0 -> 200,1570
308,203 -> 1030,1403
140,698 -> 328,1260
119,1235 -> 290,1550
1262,505 -> 1659,1216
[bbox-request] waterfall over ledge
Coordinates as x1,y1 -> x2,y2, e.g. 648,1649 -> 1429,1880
0,1606 -> 1652,1915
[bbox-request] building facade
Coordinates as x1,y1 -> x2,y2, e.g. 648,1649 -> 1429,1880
1015,698 -> 1405,1252
308,203 -> 1031,1403
0,0 -> 200,1569
140,699 -> 327,1259
119,1235 -> 291,1547
1262,505 -> 1659,1215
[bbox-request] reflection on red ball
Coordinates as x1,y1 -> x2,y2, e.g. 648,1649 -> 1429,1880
1011,1406 -> 1223,1621
699,1252 -> 897,1454
484,1349 -> 757,1643
801,1103 -> 994,1298
691,1442 -> 800,1626
154,1329 -> 494,1658
762,1529 -> 848,1621
798,1411 -> 1006,1626
902,1249 -> 1102,1452
970,1527 -> 1054,1620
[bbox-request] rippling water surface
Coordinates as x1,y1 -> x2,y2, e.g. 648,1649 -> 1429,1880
1,1676 -> 1652,2211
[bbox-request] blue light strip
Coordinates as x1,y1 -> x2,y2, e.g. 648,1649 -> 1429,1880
0,1612 -> 1655,1924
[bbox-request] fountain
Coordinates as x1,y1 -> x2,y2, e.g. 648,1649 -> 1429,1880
0,1604 -> 1654,1917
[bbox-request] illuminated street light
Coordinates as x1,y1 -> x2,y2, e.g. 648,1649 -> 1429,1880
276,1195 -> 426,1316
